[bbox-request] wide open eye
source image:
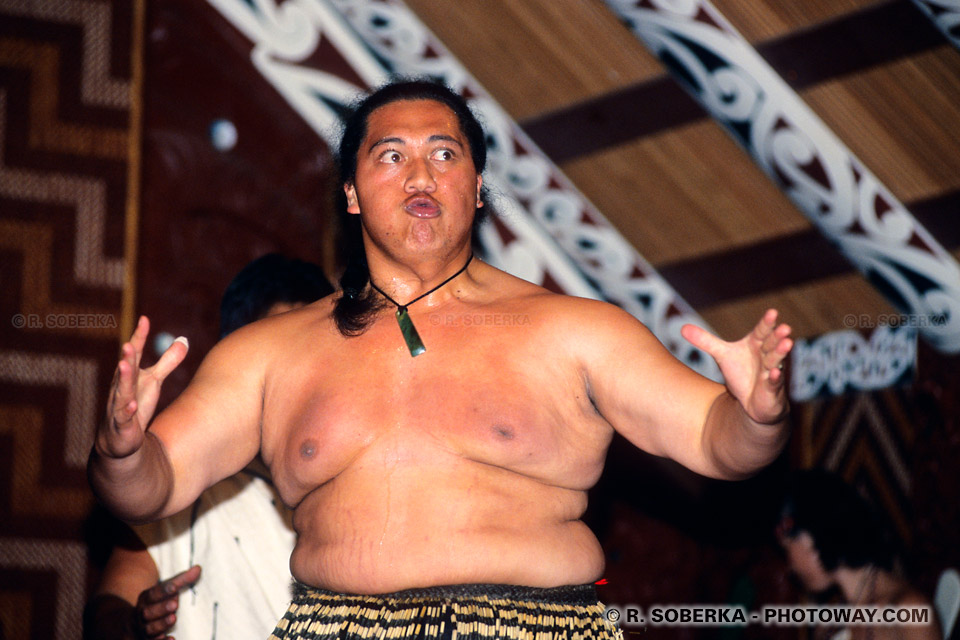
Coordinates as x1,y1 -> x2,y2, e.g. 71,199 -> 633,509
379,150 -> 403,164
431,148 -> 455,162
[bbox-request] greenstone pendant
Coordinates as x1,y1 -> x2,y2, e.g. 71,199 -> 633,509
396,307 -> 426,357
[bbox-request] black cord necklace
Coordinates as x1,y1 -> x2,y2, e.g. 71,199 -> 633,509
369,253 -> 473,357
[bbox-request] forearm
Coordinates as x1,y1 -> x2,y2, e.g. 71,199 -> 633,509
700,392 -> 790,479
83,594 -> 139,640
88,431 -> 174,524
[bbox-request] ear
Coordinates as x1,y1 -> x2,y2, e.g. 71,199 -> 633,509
344,183 -> 360,215
475,175 -> 483,208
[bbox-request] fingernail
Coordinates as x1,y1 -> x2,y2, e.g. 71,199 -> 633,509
174,336 -> 189,349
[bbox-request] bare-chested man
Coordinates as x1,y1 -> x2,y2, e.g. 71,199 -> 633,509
89,80 -> 793,640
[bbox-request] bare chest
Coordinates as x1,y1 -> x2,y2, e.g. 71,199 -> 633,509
260,316 -> 611,506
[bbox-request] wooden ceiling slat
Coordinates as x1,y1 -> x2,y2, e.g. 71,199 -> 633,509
803,48 -> 960,202
758,0 -> 943,87
711,0 -> 883,42
701,274 -> 896,342
522,79 -> 703,164
400,0 -> 660,119
657,189 -> 960,308
522,0 -> 943,163
657,234 -> 849,309
561,120 -> 812,265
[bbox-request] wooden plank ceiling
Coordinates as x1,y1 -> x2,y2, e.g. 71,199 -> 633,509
402,0 -> 960,342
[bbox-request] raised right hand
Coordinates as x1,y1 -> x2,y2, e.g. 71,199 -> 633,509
136,565 -> 202,640
97,316 -> 189,459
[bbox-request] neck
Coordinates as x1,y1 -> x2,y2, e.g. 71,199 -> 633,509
835,565 -> 879,604
366,246 -> 475,306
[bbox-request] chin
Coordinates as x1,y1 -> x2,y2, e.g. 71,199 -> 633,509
801,574 -> 834,594
405,221 -> 444,248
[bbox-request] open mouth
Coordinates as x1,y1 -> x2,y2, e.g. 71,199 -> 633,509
403,195 -> 441,218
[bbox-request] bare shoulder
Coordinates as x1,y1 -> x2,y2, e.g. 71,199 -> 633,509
520,290 -> 659,355
476,262 -> 633,320
474,262 -> 662,357
895,589 -> 942,640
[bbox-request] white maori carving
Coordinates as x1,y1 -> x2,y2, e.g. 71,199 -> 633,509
607,0 -> 960,353
206,0 -> 385,138
790,327 -> 917,402
328,0 -> 721,379
910,0 -> 960,50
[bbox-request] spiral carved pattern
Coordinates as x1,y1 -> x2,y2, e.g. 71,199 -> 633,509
909,0 -> 960,50
606,0 -> 960,353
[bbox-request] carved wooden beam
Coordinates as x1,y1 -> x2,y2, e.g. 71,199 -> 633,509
605,0 -> 960,353
909,0 -> 960,50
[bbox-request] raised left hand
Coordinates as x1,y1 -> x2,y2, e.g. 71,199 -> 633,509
681,309 -> 792,425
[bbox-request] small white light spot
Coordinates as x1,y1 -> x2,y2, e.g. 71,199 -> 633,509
154,331 -> 175,355
209,119 -> 238,151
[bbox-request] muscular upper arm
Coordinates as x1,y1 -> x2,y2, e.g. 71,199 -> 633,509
146,325 -> 268,516
575,300 -> 726,477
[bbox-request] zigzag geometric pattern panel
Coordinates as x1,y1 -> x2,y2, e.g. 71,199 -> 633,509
791,351 -> 960,595
0,0 -> 137,637
794,390 -> 916,543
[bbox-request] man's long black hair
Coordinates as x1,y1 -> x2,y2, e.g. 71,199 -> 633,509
333,78 -> 489,337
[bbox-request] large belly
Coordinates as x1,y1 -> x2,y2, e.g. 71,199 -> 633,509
287,451 -> 605,594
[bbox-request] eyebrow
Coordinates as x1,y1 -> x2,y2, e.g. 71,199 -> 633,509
367,134 -> 464,153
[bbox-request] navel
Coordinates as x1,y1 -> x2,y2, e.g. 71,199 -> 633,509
300,439 -> 318,459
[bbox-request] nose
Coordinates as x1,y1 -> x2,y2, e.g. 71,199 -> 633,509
404,157 -> 436,193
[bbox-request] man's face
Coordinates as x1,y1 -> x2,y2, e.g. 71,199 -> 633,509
344,99 -> 483,263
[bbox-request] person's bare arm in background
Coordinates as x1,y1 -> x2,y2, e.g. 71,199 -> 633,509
83,522 -> 201,640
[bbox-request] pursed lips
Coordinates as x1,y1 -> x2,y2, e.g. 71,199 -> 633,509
404,195 -> 441,218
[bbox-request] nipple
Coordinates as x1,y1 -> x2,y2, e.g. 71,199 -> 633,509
492,424 -> 515,440
300,439 -> 317,459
